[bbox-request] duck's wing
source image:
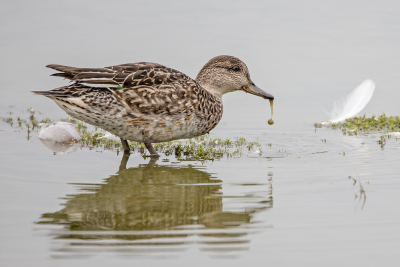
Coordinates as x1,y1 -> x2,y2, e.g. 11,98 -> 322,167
44,63 -> 205,117
46,62 -> 188,88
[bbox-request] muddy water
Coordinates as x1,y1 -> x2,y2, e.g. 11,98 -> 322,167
1,1 -> 400,267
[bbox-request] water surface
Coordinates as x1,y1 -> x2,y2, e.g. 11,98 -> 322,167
1,1 -> 400,266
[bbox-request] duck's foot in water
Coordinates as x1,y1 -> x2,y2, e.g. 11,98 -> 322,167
120,138 -> 131,153
118,151 -> 130,171
144,136 -> 160,157
118,150 -> 158,172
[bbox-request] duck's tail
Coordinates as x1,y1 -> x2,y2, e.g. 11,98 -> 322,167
46,64 -> 119,87
32,90 -> 66,97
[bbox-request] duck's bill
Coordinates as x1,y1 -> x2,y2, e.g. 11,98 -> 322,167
242,83 -> 274,100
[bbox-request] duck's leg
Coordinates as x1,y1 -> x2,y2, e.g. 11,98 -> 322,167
120,138 -> 131,153
147,157 -> 158,166
118,151 -> 130,172
143,136 -> 159,157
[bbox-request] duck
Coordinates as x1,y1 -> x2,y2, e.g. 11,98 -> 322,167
33,55 -> 274,157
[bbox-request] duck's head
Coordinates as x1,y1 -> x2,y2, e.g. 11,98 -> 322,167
195,55 -> 274,100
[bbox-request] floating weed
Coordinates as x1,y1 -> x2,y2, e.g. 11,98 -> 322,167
329,114 -> 400,149
40,118 -> 52,123
3,117 -> 13,126
247,143 -> 254,151
246,141 -> 260,151
17,117 -> 22,127
348,176 -> 357,185
2,109 -> 263,162
331,114 -> 400,135
378,135 -> 386,150
77,129 -> 251,161
235,137 -> 247,146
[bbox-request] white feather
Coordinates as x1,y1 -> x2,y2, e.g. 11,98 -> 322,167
39,139 -> 79,155
39,122 -> 81,143
327,80 -> 375,123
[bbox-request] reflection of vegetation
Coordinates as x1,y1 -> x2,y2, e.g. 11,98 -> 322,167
37,156 -> 272,238
2,108 -> 264,161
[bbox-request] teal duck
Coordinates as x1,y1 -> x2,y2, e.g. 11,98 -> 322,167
34,55 -> 274,156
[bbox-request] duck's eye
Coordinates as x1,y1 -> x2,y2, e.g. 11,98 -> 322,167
232,65 -> 240,72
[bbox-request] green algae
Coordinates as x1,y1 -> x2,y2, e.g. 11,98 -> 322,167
329,114 -> 400,150
70,119 -> 254,161
1,109 -> 263,161
331,114 -> 400,135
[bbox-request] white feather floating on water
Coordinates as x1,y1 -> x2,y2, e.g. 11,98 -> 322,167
39,122 -> 81,143
325,80 -> 375,124
39,139 -> 79,155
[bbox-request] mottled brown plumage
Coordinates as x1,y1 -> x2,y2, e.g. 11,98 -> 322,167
34,55 -> 274,156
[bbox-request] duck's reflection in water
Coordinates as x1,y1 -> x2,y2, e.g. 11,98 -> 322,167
38,154 -> 273,259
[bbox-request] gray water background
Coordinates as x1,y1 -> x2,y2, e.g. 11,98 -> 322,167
1,1 -> 400,266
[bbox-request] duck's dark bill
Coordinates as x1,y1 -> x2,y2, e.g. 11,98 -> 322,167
242,83 -> 274,100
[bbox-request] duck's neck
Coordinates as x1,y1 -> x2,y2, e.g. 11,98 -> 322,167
196,82 -> 223,99
195,74 -> 231,100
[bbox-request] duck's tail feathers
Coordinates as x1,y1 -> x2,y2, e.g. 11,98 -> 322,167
50,73 -> 75,79
32,90 -> 70,98
46,64 -> 119,86
32,84 -> 88,97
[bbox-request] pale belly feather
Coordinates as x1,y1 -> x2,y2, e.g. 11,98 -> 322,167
54,98 -> 207,143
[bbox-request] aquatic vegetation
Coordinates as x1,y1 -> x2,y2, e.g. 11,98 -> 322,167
329,114 -> 400,149
75,126 -> 254,161
331,114 -> 400,135
2,117 -> 13,125
1,109 -> 263,161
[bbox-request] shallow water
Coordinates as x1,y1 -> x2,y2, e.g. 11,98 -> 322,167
1,1 -> 400,266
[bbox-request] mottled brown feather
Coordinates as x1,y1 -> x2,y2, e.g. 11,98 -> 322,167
38,61 -> 224,142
